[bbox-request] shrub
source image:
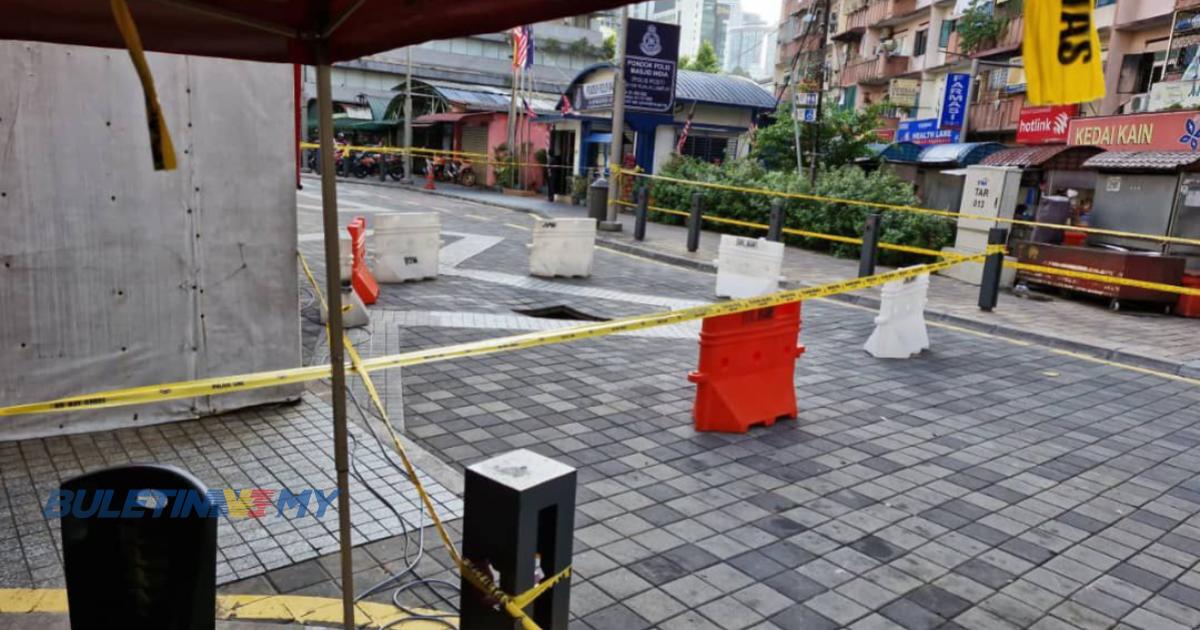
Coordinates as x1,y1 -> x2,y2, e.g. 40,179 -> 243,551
650,158 -> 955,267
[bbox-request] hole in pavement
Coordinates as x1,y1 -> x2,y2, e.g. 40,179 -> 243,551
513,305 -> 609,322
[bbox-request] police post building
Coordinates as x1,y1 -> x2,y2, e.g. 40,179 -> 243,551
538,18 -> 776,178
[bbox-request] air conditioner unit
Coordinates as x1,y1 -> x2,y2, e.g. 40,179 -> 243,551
879,39 -> 899,55
1127,94 -> 1150,113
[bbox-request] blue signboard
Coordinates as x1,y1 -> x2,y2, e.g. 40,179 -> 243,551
896,118 -> 961,145
939,73 -> 971,130
624,19 -> 680,113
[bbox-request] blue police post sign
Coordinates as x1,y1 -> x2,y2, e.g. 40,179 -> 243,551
940,72 -> 971,130
624,18 -> 680,113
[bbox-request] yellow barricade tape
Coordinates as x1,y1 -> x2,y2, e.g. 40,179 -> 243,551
299,142 -> 573,172
631,171 -> 1200,248
1006,261 -> 1200,296
297,253 -> 562,630
0,254 -> 986,418
616,199 -> 952,258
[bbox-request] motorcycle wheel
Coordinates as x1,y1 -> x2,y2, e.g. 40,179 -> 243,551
459,170 -> 477,187
388,164 -> 404,181
353,164 -> 369,178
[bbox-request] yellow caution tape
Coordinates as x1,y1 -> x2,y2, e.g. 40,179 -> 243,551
299,142 -> 573,171
616,199 -> 955,258
0,254 -> 986,419
1006,261 -> 1200,296
298,253 -> 563,630
631,171 -> 1200,248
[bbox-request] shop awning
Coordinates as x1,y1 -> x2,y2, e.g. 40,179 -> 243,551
412,112 -> 488,124
1082,151 -> 1200,172
980,144 -> 1103,169
917,142 -> 1006,166
880,141 -> 923,163
584,132 -> 613,144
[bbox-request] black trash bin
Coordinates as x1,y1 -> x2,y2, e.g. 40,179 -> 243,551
59,464 -> 218,630
587,176 -> 609,222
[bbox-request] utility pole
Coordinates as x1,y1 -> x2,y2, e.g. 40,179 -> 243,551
402,46 -> 413,183
791,62 -> 803,172
809,0 -> 830,186
959,57 -> 980,144
603,6 -> 628,231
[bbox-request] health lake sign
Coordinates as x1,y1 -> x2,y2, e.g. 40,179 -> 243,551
896,118 -> 960,145
1067,110 -> 1200,151
624,18 -> 679,113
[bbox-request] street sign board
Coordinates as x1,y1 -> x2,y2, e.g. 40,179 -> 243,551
888,79 -> 920,108
896,118 -> 960,145
624,19 -> 680,113
939,73 -> 971,130
794,91 -> 819,107
796,107 -> 818,123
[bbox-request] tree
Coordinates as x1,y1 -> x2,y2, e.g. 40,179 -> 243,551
751,103 -> 884,172
602,33 -> 616,61
687,41 -> 721,73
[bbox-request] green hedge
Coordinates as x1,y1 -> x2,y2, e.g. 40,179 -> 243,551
648,156 -> 955,267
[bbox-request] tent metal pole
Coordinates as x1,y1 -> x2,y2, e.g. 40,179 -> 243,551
316,57 -> 355,630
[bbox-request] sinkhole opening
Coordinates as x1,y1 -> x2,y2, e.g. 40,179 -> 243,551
513,305 -> 609,322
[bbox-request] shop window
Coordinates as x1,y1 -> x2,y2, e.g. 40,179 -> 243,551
681,135 -> 730,164
1117,52 -> 1155,94
913,30 -> 928,57
1094,0 -> 1115,7
938,20 -> 955,49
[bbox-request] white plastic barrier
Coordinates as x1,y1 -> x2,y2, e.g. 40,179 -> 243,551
714,235 -> 786,298
529,218 -> 596,278
373,212 -> 440,283
863,270 -> 930,359
320,287 -> 370,329
339,236 -> 353,283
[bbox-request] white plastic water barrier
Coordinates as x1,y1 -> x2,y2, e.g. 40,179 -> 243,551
529,218 -> 596,278
373,212 -> 440,283
714,235 -> 786,298
340,236 -> 353,283
864,270 -> 930,359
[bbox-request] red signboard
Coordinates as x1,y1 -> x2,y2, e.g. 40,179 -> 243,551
1067,110 -> 1200,151
874,128 -> 896,142
1016,104 -> 1077,145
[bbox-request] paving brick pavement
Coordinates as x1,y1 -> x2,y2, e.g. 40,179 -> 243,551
287,178 -> 1200,629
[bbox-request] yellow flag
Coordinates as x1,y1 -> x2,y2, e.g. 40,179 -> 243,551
1023,0 -> 1105,106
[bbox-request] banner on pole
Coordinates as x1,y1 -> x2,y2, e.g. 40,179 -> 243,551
939,73 -> 970,130
1023,0 -> 1105,105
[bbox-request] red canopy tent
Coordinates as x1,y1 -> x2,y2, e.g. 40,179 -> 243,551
2,1 -> 630,626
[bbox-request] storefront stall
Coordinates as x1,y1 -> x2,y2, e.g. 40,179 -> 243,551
910,142 -> 1006,211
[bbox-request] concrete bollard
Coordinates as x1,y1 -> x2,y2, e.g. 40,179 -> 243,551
634,186 -> 649,241
687,192 -> 703,253
460,449 -> 576,630
767,198 -> 784,242
979,228 -> 1007,311
859,213 -> 882,278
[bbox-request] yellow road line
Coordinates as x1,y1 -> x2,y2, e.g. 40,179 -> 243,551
0,589 -> 454,628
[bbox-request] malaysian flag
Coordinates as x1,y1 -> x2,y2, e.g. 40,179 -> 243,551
560,94 -> 574,115
522,97 -> 538,118
676,104 -> 696,154
510,25 -> 534,69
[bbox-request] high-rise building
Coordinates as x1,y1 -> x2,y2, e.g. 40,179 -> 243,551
724,11 -> 780,82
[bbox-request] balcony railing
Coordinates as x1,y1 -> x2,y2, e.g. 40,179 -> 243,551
887,0 -> 917,19
835,7 -> 869,39
1178,0 -> 1200,10
969,92 -> 1025,133
839,55 -> 911,87
947,15 -> 1023,57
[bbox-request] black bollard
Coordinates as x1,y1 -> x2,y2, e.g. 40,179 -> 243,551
767,198 -> 784,242
979,227 -> 1008,312
460,449 -> 576,630
687,192 -> 703,253
859,213 -> 882,278
634,186 -> 649,241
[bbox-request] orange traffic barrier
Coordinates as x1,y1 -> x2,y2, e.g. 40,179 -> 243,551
424,162 -> 436,190
688,302 -> 805,433
347,217 -> 379,305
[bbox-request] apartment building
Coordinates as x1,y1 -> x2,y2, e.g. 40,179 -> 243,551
774,0 -> 831,101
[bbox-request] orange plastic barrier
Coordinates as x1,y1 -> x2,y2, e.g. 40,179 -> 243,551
688,302 -> 805,433
1178,273 -> 1200,318
347,217 -> 379,305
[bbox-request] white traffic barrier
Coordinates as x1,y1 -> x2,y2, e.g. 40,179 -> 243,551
320,287 -> 370,329
373,212 -> 440,283
339,236 -> 353,283
529,217 -> 596,278
864,270 -> 930,359
714,235 -> 786,298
